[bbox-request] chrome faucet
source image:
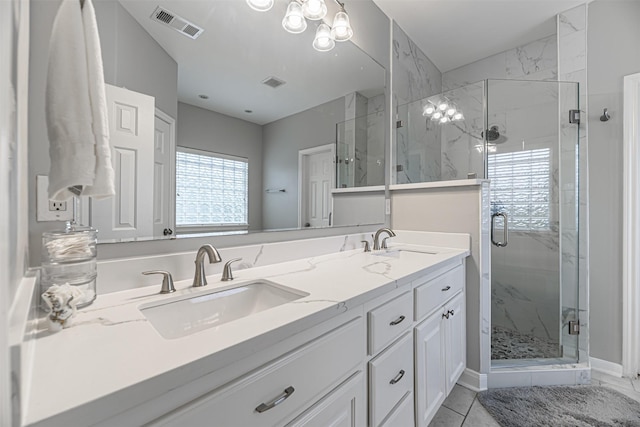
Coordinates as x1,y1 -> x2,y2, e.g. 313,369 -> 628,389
373,228 -> 396,250
193,244 -> 222,287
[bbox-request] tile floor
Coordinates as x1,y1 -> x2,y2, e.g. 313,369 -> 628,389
428,371 -> 640,427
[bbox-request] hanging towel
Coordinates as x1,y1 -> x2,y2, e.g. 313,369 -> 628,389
46,0 -> 115,201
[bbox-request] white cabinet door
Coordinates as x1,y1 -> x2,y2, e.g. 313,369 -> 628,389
414,310 -> 446,427
286,371 -> 365,427
444,292 -> 466,393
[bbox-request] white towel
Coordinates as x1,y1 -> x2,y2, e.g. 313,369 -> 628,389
46,0 -> 115,201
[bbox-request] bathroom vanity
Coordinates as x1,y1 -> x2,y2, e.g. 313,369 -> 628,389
23,234 -> 469,427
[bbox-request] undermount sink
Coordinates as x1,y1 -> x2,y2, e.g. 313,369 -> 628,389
140,280 -> 309,339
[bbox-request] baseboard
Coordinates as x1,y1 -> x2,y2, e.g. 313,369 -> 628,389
457,368 -> 488,392
590,357 -> 623,378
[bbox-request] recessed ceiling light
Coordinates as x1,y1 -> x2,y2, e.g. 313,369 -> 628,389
198,94 -> 209,99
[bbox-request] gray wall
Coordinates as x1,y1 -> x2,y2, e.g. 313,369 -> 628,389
262,97 -> 345,230
177,102 -> 263,231
587,0 -> 640,364
27,0 -> 178,266
94,0 -> 178,118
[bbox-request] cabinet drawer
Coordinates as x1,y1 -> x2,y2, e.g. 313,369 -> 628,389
150,317 -> 364,427
369,332 -> 413,427
368,291 -> 412,355
380,392 -> 414,427
414,265 -> 463,321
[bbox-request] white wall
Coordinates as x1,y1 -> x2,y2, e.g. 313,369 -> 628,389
27,0 -> 179,267
177,102 -> 263,231
587,0 -> 640,364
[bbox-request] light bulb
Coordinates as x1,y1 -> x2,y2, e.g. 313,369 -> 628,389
446,107 -> 457,116
302,0 -> 327,20
440,116 -> 449,124
453,112 -> 464,121
432,111 -> 443,120
330,10 -> 353,42
282,1 -> 307,34
246,0 -> 274,12
423,104 -> 435,116
313,23 -> 335,51
438,102 -> 448,111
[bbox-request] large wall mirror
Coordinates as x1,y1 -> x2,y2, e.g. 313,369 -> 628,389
82,0 -> 387,243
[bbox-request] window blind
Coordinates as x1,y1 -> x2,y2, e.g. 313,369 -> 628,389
488,148 -> 551,231
176,149 -> 248,227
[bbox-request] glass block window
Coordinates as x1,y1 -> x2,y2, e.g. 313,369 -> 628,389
176,148 -> 248,227
488,148 -> 551,231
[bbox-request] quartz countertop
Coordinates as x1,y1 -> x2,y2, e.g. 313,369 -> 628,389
24,241 -> 469,426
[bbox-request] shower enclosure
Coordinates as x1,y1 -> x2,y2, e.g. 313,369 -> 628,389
396,79 -> 580,367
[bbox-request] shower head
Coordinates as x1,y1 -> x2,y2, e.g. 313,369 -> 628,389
482,125 -> 507,144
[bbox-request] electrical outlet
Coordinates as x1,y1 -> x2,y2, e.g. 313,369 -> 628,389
49,200 -> 67,211
37,175 -> 74,222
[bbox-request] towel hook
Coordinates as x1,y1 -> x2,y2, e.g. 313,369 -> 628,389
600,108 -> 610,122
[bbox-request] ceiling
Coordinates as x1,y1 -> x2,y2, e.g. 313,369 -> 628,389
372,0 -> 587,72
119,0 -> 384,125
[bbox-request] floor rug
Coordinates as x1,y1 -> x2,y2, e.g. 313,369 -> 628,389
477,386 -> 640,426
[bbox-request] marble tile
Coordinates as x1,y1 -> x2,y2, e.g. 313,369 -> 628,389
429,405 -> 465,427
591,370 -> 636,392
531,370 -> 578,386
443,384 -> 477,416
558,29 -> 586,75
488,371 -> 532,388
461,399 -> 501,427
506,35 -> 557,78
559,5 -> 586,37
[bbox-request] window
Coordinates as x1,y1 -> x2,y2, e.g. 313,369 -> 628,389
176,148 -> 248,229
488,148 -> 551,231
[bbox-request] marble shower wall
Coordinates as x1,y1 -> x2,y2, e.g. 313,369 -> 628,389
442,34 -> 558,91
392,21 -> 442,184
558,4 -> 589,362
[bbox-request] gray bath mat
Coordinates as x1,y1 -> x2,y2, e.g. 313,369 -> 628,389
478,386 -> 640,426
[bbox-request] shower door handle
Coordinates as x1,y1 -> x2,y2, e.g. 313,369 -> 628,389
491,212 -> 508,247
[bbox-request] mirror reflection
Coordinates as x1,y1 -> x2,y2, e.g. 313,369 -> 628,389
85,0 -> 386,242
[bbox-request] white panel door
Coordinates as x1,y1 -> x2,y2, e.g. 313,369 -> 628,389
91,85 -> 154,240
414,311 -> 446,427
444,292 -> 466,393
153,111 -> 175,238
305,149 -> 333,228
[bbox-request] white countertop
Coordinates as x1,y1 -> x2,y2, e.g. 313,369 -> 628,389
25,242 -> 469,426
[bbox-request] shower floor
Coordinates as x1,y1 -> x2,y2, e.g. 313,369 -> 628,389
491,325 -> 560,360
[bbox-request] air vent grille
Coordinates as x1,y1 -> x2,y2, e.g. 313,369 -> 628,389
150,6 -> 204,40
262,76 -> 286,89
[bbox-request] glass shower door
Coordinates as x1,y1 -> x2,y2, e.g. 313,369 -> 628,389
487,79 -> 579,365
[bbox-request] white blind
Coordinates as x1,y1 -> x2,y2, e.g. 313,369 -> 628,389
488,148 -> 551,230
176,149 -> 248,227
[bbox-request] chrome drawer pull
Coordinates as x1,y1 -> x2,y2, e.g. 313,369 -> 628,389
390,370 -> 405,385
255,386 -> 295,413
442,285 -> 451,292
389,315 -> 405,326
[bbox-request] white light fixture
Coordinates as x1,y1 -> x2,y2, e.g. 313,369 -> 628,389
283,1 -> 307,34
438,102 -> 448,111
453,112 -> 464,121
302,0 -> 327,20
313,23 -> 335,51
331,3 -> 353,42
446,107 -> 457,116
246,0 -> 274,12
423,104 -> 436,116
432,111 -> 443,120
440,116 -> 450,124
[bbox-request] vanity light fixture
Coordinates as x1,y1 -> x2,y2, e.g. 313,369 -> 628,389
313,23 -> 335,51
249,0 -> 353,52
423,103 -> 436,116
302,0 -> 328,20
423,97 -> 464,124
283,1 -> 307,34
246,0 -> 274,12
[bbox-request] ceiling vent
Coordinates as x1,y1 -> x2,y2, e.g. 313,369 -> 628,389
150,6 -> 204,40
262,76 -> 286,89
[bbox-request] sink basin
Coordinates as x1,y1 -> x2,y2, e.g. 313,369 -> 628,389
140,280 -> 309,339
